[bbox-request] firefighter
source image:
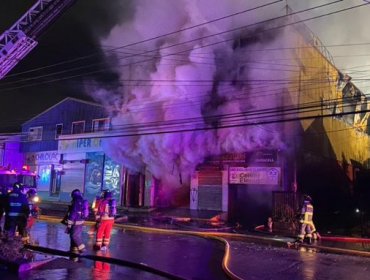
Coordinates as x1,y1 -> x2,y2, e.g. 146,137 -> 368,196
65,188 -> 89,256
4,182 -> 30,240
25,189 -> 40,241
94,190 -> 117,251
297,195 -> 314,244
88,191 -> 105,236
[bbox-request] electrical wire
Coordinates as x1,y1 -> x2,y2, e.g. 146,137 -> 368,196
1,0 -> 284,79
0,0 -> 350,90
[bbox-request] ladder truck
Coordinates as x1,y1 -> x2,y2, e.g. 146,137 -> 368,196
0,0 -> 77,79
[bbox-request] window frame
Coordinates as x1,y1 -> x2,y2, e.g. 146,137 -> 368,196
55,123 -> 63,139
28,126 -> 43,141
92,118 -> 110,132
71,121 -> 85,134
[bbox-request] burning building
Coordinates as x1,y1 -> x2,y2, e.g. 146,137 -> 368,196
85,1 -> 370,227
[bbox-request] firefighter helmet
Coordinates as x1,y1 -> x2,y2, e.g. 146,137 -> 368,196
13,182 -> 21,189
13,182 -> 24,191
303,194 -> 312,203
71,188 -> 82,199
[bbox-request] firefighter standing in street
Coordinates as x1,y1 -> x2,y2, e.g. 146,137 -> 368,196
94,190 -> 117,251
297,195 -> 314,244
65,188 -> 89,255
4,183 -> 29,240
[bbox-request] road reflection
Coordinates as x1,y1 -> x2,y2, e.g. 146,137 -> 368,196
299,247 -> 318,280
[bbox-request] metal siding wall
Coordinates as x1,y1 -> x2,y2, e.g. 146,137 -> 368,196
21,99 -> 108,153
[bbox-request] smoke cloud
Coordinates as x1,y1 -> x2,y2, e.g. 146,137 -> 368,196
93,0 -> 298,188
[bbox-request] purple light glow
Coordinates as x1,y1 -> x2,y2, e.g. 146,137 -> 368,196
92,1 -> 296,189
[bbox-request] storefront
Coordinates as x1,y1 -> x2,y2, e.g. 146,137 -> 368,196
190,150 -> 284,227
58,137 -> 122,203
57,136 -> 156,207
25,150 -> 62,200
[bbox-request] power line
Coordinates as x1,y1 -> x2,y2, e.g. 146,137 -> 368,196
0,0 -> 350,90
39,107 -> 369,141
19,94 -> 366,140
1,0 -> 284,80
0,75 -> 362,128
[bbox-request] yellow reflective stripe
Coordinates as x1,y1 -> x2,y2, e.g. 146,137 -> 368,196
101,217 -> 114,220
67,220 -> 84,225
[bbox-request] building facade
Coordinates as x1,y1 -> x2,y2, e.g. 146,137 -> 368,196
21,98 -> 118,203
188,19 -> 370,227
17,18 -> 370,229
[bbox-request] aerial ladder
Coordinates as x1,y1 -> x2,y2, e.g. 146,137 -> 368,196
0,0 -> 77,80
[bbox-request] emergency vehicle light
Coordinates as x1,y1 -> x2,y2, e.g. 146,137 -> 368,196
22,165 -> 31,171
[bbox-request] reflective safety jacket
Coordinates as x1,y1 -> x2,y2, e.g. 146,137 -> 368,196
5,189 -> 29,218
95,198 -> 117,221
299,201 -> 313,224
67,196 -> 88,227
92,196 -> 103,216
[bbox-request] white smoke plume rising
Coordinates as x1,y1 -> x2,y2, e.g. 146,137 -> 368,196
92,0 -> 297,188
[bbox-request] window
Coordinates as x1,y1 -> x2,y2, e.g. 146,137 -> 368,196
71,121 -> 85,134
28,126 -> 43,141
92,118 -> 110,132
55,124 -> 63,139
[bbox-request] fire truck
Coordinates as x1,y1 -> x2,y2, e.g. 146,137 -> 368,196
16,166 -> 38,192
0,0 -> 77,79
0,167 -> 17,193
0,166 -> 40,211
0,165 -> 37,193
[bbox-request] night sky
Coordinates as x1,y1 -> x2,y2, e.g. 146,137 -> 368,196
0,0 -> 132,133
1,1 -> 370,134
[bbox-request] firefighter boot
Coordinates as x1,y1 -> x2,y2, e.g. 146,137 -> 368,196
305,237 -> 312,245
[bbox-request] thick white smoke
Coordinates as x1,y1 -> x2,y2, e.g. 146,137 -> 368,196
93,0 -> 297,188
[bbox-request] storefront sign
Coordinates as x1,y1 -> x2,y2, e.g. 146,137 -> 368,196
229,166 -> 280,185
58,138 -> 102,152
26,151 -> 60,165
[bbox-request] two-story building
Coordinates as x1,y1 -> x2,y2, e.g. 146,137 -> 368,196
21,97 -> 125,203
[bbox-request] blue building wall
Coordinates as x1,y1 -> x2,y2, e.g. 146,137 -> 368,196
21,98 -> 108,153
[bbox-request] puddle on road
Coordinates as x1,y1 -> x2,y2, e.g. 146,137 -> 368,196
2,256 -> 169,280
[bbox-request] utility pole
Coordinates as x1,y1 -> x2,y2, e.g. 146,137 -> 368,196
285,0 -> 289,15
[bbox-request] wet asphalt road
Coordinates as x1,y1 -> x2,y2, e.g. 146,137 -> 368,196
1,219 -> 370,280
226,240 -> 370,280
3,220 -> 228,280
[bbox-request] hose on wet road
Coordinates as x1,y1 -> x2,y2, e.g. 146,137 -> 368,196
25,243 -> 186,280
